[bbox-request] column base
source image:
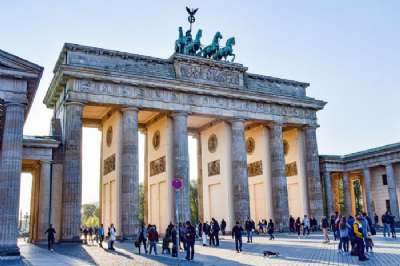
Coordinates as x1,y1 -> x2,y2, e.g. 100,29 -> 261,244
0,245 -> 20,260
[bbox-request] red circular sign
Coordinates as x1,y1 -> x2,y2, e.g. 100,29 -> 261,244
172,178 -> 183,190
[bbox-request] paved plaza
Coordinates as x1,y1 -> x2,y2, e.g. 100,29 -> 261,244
2,233 -> 400,266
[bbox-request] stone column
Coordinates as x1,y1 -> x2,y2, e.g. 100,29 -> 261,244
0,102 -> 25,257
172,112 -> 190,222
323,171 -> 334,216
269,122 -> 289,229
196,134 -> 204,222
386,163 -> 399,220
231,119 -> 250,223
120,107 -> 139,238
143,129 -> 149,225
304,125 -> 324,220
342,172 -> 352,215
362,167 -> 374,218
37,161 -> 52,240
61,102 -> 83,241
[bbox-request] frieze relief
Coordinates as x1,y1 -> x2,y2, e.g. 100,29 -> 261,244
74,79 -> 317,121
208,160 -> 220,177
177,63 -> 241,87
248,160 -> 263,177
285,161 -> 298,177
103,154 -> 116,175
150,156 -> 166,176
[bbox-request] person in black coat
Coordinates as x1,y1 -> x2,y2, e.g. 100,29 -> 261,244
185,221 -> 196,261
221,219 -> 227,236
211,218 -> 220,246
45,224 -> 56,251
232,221 -> 244,252
171,225 -> 178,257
267,219 -> 275,240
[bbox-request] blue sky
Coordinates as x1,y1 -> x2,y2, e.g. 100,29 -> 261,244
1,1 -> 399,208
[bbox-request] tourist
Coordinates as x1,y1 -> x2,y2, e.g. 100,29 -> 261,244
258,220 -> 264,234
179,223 -> 186,250
108,224 -> 116,251
389,213 -> 396,239
45,224 -> 56,251
334,214 -> 341,241
310,216 -> 318,232
330,214 -> 337,240
201,222 -> 207,246
137,224 -> 148,254
204,221 -> 210,246
374,213 -> 379,226
221,219 -> 227,236
353,214 -> 368,261
211,218 -> 220,246
148,225 -> 159,255
88,227 -> 93,245
231,221 -> 243,253
338,217 -> 350,252
245,217 -> 253,243
98,224 -> 105,248
267,219 -> 275,240
382,211 -> 391,237
185,221 -> 196,261
321,216 -> 330,243
289,216 -> 295,233
359,213 -> 370,253
347,215 -> 356,254
198,221 -> 203,240
171,224 -> 178,257
83,226 -> 88,244
295,217 -> 301,238
302,215 -> 310,236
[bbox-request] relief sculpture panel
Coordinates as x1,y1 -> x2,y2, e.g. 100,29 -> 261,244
103,154 -> 116,175
285,161 -> 298,177
208,160 -> 220,177
247,160 -> 263,177
150,156 -> 166,176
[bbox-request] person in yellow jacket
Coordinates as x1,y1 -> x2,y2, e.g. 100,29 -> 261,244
353,214 -> 368,261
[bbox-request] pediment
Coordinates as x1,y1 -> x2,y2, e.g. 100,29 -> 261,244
0,49 -> 43,79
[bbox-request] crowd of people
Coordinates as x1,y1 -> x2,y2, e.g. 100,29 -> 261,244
42,209 -> 397,263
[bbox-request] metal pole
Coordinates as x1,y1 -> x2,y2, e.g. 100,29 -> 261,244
175,189 -> 180,258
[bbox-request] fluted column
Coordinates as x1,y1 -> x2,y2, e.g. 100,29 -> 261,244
342,172 -> 352,215
143,129 -> 149,225
61,102 -> 83,241
195,134 -> 204,222
37,161 -> 52,241
120,107 -> 139,238
0,102 -> 25,257
269,122 -> 289,229
172,112 -> 190,222
362,167 -> 374,218
231,119 -> 250,223
304,125 -> 323,220
386,163 -> 399,220
323,171 -> 334,216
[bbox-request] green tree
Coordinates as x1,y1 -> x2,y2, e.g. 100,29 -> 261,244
190,180 -> 199,224
81,203 -> 99,227
139,182 -> 144,223
353,179 -> 363,214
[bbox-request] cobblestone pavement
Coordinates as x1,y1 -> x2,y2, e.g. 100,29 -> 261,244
5,233 -> 400,265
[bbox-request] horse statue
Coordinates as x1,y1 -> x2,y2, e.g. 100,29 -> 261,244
175,27 -> 187,54
201,31 -> 223,59
212,37 -> 236,62
184,29 -> 202,56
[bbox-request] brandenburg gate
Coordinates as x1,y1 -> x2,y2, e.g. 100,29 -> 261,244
0,25 -> 326,257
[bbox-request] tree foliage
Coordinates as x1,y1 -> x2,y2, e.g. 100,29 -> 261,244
139,182 -> 144,223
190,179 -> 199,224
81,203 -> 99,227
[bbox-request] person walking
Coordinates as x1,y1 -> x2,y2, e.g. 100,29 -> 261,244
171,224 -> 178,257
98,224 -> 105,248
212,218 -> 220,246
338,217 -> 350,252
321,216 -> 330,243
267,219 -> 275,240
354,214 -> 368,261
148,225 -> 159,255
83,227 -> 88,244
295,217 -> 301,238
45,224 -> 56,251
137,224 -> 148,254
201,222 -> 208,246
108,224 -> 116,251
185,221 -> 196,261
221,219 -> 227,236
389,213 -> 396,238
88,227 -> 93,245
302,215 -> 310,236
232,221 -> 243,253
347,215 -> 356,255
245,217 -> 253,243
289,216 -> 295,233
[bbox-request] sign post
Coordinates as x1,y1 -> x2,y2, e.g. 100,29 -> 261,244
172,178 -> 183,259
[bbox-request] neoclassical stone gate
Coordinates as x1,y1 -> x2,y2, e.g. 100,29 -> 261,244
0,41 -> 326,257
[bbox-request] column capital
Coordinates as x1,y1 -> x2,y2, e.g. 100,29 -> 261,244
121,106 -> 139,112
228,117 -> 246,124
64,101 -> 85,107
265,121 -> 284,129
40,160 -> 53,165
170,111 -> 189,118
302,123 -> 320,130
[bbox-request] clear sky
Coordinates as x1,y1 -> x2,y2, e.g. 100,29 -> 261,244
2,1 -> 399,213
